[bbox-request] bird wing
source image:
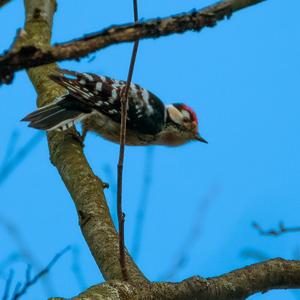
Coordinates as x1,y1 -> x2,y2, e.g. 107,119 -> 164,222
49,69 -> 166,135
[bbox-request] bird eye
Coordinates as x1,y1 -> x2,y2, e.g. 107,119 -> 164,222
182,117 -> 189,122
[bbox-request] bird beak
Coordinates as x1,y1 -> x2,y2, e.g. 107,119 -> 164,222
195,134 -> 208,144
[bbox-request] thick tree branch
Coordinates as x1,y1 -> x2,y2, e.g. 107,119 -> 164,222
21,0 -> 146,284
153,258 -> 300,300
0,0 -> 266,84
51,258 -> 300,300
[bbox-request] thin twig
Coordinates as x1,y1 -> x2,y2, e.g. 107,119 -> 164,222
12,246 -> 71,300
0,254 -> 21,275
0,215 -> 55,296
0,132 -> 43,186
0,216 -> 40,269
11,282 -> 21,300
133,0 -> 138,21
2,129 -> 20,163
253,222 -> 300,236
117,0 -> 140,281
2,270 -> 14,300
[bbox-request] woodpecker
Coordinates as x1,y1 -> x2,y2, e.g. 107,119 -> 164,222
22,69 -> 207,146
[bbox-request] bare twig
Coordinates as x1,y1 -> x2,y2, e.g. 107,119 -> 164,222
2,270 -> 14,300
0,254 -> 21,274
117,0 -> 140,281
12,246 -> 71,300
0,0 -> 266,84
253,222 -> 300,236
11,282 -> 21,300
0,132 -> 43,186
2,129 -> 20,163
0,216 -> 55,296
0,216 -> 40,269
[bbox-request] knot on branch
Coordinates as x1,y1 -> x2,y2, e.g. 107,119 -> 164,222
33,8 -> 42,19
78,211 -> 89,227
18,45 -> 39,56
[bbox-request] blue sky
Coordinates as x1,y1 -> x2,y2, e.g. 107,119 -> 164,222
1,0 -> 300,299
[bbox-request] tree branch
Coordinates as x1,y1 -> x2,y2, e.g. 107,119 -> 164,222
152,258 -> 300,300
20,0 -> 146,284
51,258 -> 300,300
0,0 -> 266,84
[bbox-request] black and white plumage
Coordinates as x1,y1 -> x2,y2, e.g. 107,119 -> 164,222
22,69 -> 207,146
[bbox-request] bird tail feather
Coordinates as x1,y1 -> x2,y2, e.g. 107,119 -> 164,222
22,95 -> 86,131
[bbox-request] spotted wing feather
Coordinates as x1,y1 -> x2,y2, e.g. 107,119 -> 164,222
49,69 -> 166,134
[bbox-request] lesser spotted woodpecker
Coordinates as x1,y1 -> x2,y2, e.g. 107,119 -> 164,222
22,69 -> 207,146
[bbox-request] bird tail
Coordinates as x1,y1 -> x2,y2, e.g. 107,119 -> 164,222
22,95 -> 88,131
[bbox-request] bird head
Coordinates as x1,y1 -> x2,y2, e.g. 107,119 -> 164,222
162,103 -> 207,146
